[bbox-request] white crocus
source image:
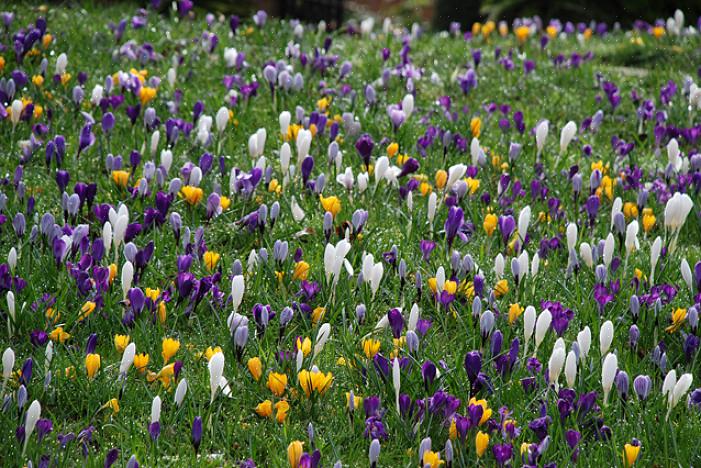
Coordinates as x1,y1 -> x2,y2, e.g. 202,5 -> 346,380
603,233 -> 615,268
559,121 -> 577,154
579,242 -> 593,269
681,258 -> 693,294
393,357 -> 401,414
523,306 -> 536,356
667,373 -> 693,420
175,378 -> 188,407
402,94 -> 414,119
535,120 -> 549,155
208,352 -> 225,403
564,350 -> 577,388
324,239 -> 351,285
601,353 -> 618,405
518,206 -> 531,241
548,347 -> 566,390
121,261 -> 134,300
667,138 -> 682,171
650,236 -> 662,283
494,254 -> 505,279
427,192 -> 437,224
470,137 -> 481,166
280,143 -> 292,175
408,304 -> 420,332
447,164 -> 467,190
336,167 -> 355,191
531,252 -> 540,278
577,326 -> 591,362
599,320 -> 614,356
625,220 -> 639,255
231,275 -> 245,312
215,107 -> 229,134
119,343 -> 136,376
610,197 -> 622,230
279,111 -> 291,137
160,149 -> 173,174
313,323 -> 331,359
23,400 -> 41,455
1,347 -> 14,394
533,309 -> 552,355
290,196 -> 305,222
151,395 -> 162,426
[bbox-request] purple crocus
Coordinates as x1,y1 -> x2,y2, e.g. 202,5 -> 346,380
355,134 -> 374,168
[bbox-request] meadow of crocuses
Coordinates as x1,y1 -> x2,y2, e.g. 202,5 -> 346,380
2,2 -> 701,467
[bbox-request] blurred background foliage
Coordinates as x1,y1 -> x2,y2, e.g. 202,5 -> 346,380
95,0 -> 701,31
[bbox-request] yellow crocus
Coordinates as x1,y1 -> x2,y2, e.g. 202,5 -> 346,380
180,185 -> 204,205
483,213 -> 498,236
138,86 -> 157,105
475,431 -> 490,457
494,279 -> 509,298
78,301 -> 96,321
470,117 -> 481,138
114,335 -> 130,353
287,440 -> 304,468
508,303 -> 524,325
311,307 -> 326,324
161,337 -> 180,363
319,195 -> 341,218
514,25 -> 530,43
275,400 -> 290,423
293,261 -> 310,281
298,369 -> 333,398
468,397 -> 493,425
623,443 -> 641,466
363,339 -> 381,359
205,346 -> 223,361
665,308 -> 687,333
134,353 -> 149,373
267,372 -> 288,397
297,337 -> 312,356
255,400 -> 273,418
642,208 -> 655,232
435,170 -> 447,189
203,251 -> 221,271
247,357 -> 263,381
422,451 -> 444,467
49,326 -> 71,343
85,353 -> 101,379
104,398 -> 120,415
112,170 -> 130,188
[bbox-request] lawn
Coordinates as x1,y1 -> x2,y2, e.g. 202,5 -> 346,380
1,2 -> 701,467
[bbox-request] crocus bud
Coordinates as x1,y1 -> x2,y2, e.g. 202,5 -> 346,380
534,309 -> 552,354
523,306 -> 536,351
629,325 -> 640,348
208,352 -> 225,403
688,306 -> 699,332
175,378 -> 188,407
599,320 -> 614,356
601,353 -> 618,405
633,374 -> 652,400
369,439 -> 381,467
577,326 -> 591,361
615,370 -> 629,399
547,347 -> 565,388
630,295 -> 640,321
564,350 -> 577,388
479,311 -> 495,339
